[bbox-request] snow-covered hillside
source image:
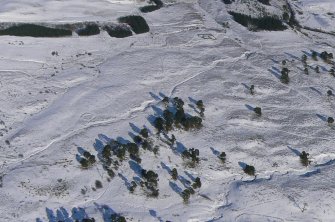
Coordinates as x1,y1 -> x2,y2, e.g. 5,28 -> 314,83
0,0 -> 335,221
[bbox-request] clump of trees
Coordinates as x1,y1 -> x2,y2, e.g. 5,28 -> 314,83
299,151 -> 310,166
182,148 -> 200,162
141,169 -> 159,197
153,96 -> 203,134
320,51 -> 333,63
327,90 -> 333,96
78,151 -> 96,168
181,177 -> 202,203
111,214 -> 127,222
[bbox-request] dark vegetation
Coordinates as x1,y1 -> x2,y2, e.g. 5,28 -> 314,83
228,12 -> 287,31
299,151 -> 310,166
0,24 -> 72,37
76,24 -> 100,36
243,164 -> 255,176
104,25 -> 133,38
118,16 -> 150,34
257,0 -> 270,5
140,0 -> 163,13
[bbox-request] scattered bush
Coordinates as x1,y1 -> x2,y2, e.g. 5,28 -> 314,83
0,24 -> 72,37
327,117 -> 334,124
329,69 -> 335,77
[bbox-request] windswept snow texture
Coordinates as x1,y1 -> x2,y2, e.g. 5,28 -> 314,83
294,0 -> 335,32
0,0 -> 335,222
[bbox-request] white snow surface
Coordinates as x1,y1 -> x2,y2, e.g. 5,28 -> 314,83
0,0 -> 335,221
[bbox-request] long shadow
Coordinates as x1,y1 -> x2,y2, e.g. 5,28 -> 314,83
129,122 -> 141,133
147,114 -> 157,128
302,50 -> 312,57
272,66 -> 281,73
77,147 -> 87,155
238,161 -> 247,169
149,209 -> 164,222
159,92 -> 167,99
178,175 -> 191,187
151,105 -> 163,116
270,58 -> 279,64
284,52 -> 299,60
241,83 -> 250,90
129,160 -> 143,177
175,142 -> 187,155
184,171 -> 195,181
268,68 -> 281,79
118,173 -> 131,189
161,162 -> 172,174
98,134 -> 112,144
94,203 -> 116,222
245,104 -> 254,111
128,132 -> 137,142
287,146 -> 301,156
149,92 -> 161,101
188,96 -> 197,104
93,139 -> 104,153
169,181 -> 183,194
116,136 -> 131,144
46,208 -> 57,222
210,147 -> 220,156
316,114 -> 327,122
71,207 -> 89,221
310,87 -> 322,95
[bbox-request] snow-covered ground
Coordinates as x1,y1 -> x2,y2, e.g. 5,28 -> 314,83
0,0 -> 335,221
294,0 -> 335,32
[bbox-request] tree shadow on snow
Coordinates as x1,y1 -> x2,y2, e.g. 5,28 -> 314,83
316,114 -> 327,122
268,68 -> 281,79
210,147 -> 220,156
310,87 -> 322,95
287,146 -> 301,156
129,122 -> 141,133
245,104 -> 255,111
238,161 -> 247,169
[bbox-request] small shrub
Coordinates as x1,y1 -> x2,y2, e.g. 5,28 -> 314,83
244,164 -> 255,176
111,214 -> 127,222
327,90 -> 333,96
219,152 -> 226,163
192,177 -> 201,189
299,151 -> 310,166
171,168 -> 178,180
304,67 -> 309,75
327,117 -> 334,124
154,117 -> 165,133
254,107 -> 262,116
311,51 -> 318,60
250,85 -> 255,95
95,180 -> 103,189
329,69 -> 335,77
